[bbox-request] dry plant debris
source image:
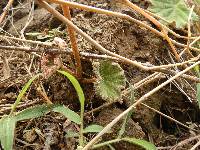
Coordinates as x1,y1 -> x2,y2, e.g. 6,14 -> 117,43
0,0 -> 200,150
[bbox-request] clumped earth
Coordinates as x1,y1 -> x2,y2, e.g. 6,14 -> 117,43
1,0 -> 200,150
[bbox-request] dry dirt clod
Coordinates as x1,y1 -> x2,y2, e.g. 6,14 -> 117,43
94,107 -> 145,150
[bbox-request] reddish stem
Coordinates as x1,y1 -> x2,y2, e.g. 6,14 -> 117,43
61,4 -> 83,78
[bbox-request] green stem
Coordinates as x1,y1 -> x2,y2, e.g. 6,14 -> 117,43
9,74 -> 41,116
92,139 -> 121,149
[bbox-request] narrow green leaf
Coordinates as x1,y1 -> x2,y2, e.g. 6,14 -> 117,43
10,74 -> 41,114
57,70 -> 85,106
123,138 -> 156,150
57,70 -> 85,146
83,125 -> 104,133
93,138 -> 156,150
65,130 -> 80,138
0,116 -> 16,150
15,104 -> 52,121
53,105 -> 81,124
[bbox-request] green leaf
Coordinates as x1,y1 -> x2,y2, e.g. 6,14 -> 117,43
57,70 -> 85,107
10,74 -> 41,114
65,130 -> 80,138
0,116 -> 16,150
149,0 -> 198,28
194,0 -> 200,4
122,138 -> 156,150
92,138 -> 156,150
53,105 -> 81,124
83,124 -> 104,133
15,104 -> 52,121
57,70 -> 85,146
194,65 -> 200,77
197,83 -> 200,108
93,61 -> 126,102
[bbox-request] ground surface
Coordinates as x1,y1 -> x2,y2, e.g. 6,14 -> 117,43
1,0 -> 200,150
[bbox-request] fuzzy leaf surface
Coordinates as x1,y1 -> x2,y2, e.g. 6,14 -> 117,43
149,0 -> 197,28
94,61 -> 126,102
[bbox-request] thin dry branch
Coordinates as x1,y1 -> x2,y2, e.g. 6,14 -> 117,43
172,134 -> 200,149
141,103 -> 197,131
0,35 -> 53,46
1,43 -> 200,83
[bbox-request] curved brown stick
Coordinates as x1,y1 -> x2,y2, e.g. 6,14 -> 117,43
61,5 -> 82,78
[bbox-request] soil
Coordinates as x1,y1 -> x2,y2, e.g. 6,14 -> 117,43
1,0 -> 200,150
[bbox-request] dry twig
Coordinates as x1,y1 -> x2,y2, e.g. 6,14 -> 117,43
61,5 -> 82,78
0,0 -> 14,24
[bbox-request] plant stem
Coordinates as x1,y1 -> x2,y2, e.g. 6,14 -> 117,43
61,4 -> 82,78
92,139 -> 121,149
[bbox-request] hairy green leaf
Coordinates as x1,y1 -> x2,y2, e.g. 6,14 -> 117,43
0,116 -> 16,150
53,105 -> 81,124
83,124 -> 104,133
123,138 -> 156,150
93,61 -> 126,102
10,74 -> 41,114
15,104 -> 52,121
149,0 -> 197,28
